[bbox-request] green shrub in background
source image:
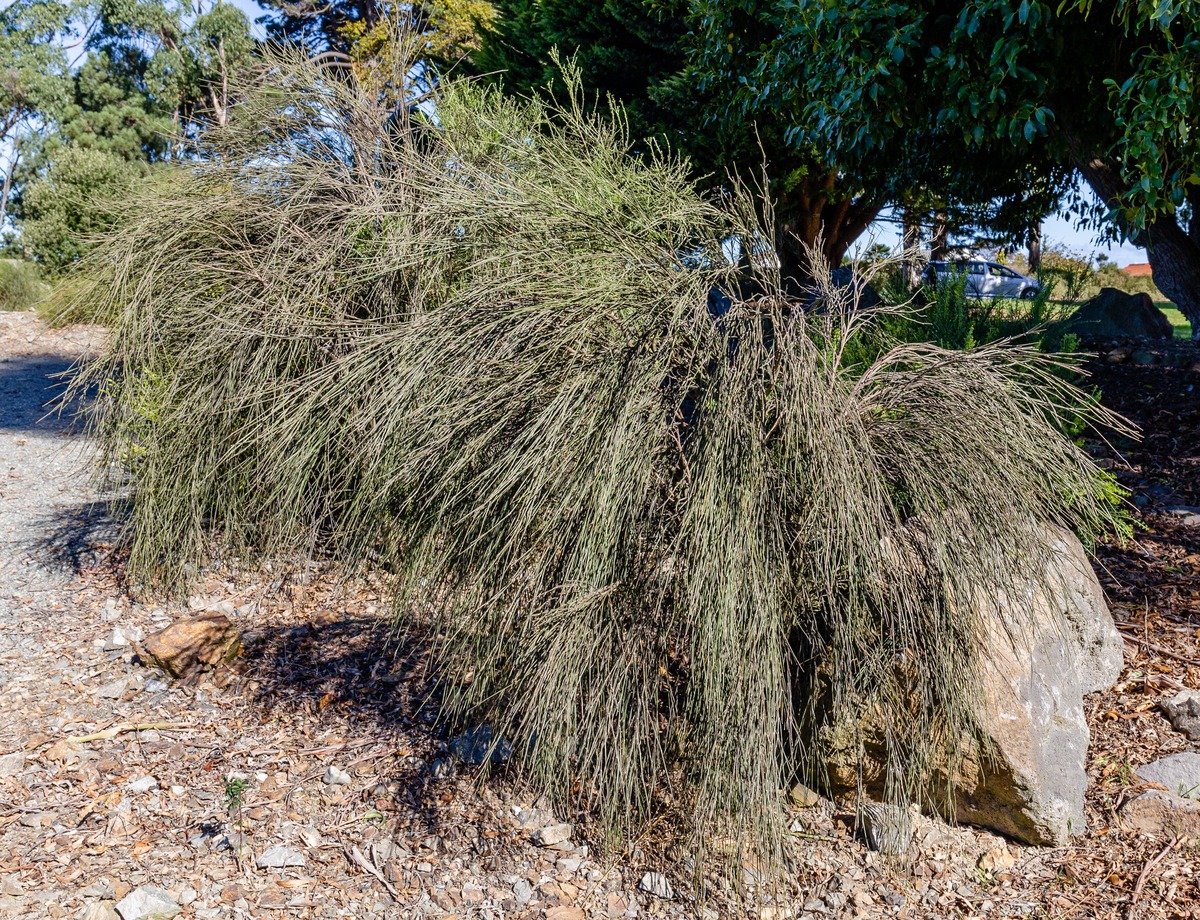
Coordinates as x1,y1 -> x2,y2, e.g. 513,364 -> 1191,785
0,259 -> 48,311
63,49 -> 1128,875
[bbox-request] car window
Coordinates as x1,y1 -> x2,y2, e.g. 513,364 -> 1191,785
992,265 -> 1020,278
966,262 -> 985,275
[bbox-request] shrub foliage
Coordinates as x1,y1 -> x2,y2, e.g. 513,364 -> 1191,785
66,51 -> 1125,866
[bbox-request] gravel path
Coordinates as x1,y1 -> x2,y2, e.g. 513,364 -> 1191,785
0,313 -> 105,686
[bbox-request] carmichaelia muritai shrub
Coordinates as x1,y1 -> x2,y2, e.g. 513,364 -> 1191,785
65,47 -> 1127,875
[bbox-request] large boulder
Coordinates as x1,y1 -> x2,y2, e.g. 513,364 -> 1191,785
822,524 -> 1122,846
1066,288 -> 1174,340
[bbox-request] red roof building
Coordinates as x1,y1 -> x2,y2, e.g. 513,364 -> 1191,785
1123,262 -> 1153,277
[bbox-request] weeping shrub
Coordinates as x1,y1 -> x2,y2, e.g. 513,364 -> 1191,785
64,49 -> 1126,870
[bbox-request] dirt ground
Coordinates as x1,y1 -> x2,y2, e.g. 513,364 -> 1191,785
1,310 -> 1199,920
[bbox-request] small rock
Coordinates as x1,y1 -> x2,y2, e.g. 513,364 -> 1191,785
126,776 -> 159,794
114,885 -> 181,920
139,612 -> 240,679
533,823 -> 573,846
978,845 -> 1016,873
143,678 -> 170,693
546,908 -> 586,920
255,845 -> 306,869
1130,348 -> 1156,365
322,766 -> 351,786
104,626 -> 143,651
512,879 -> 533,905
430,756 -> 455,779
80,882 -> 115,899
858,802 -> 912,857
1122,789 -> 1200,836
1136,752 -> 1200,798
0,752 -> 25,777
95,677 -> 130,699
638,872 -> 673,900
1161,689 -> 1200,740
789,782 -> 822,807
557,857 -> 584,875
448,725 -> 512,765
298,826 -> 322,848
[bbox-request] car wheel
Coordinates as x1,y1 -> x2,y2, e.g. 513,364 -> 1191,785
1019,287 -> 1037,300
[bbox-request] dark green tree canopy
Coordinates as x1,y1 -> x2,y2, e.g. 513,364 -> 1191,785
478,0 -> 882,277
706,0 -> 1200,334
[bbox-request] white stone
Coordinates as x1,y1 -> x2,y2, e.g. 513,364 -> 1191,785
0,752 -> 25,778
114,885 -> 181,919
638,872 -> 674,900
532,823 -> 572,846
255,845 -> 306,869
322,765 -> 351,786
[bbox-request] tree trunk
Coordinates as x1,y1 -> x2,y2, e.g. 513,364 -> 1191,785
901,207 -> 922,289
931,210 -> 949,260
774,174 -> 881,292
1143,217 -> 1200,340
0,148 -> 18,230
1027,223 -> 1041,275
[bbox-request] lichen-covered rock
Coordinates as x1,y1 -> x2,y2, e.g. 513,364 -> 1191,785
138,612 -> 240,679
822,524 -> 1121,846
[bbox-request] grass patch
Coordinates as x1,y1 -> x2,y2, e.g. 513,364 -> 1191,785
1157,305 -> 1192,340
0,259 -> 48,311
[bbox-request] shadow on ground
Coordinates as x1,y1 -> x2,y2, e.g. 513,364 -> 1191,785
0,353 -> 85,433
31,498 -> 125,575
229,613 -> 527,853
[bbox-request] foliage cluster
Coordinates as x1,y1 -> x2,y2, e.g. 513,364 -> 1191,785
702,0 -> 1200,335
0,259 -> 47,311
2,0 -> 257,273
64,52 -> 1126,868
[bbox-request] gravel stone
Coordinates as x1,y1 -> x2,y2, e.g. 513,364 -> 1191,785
638,872 -> 673,900
322,765 -> 351,786
114,885 -> 181,919
255,845 -> 306,868
533,823 -> 572,846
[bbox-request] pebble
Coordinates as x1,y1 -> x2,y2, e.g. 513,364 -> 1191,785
1161,689 -> 1200,740
126,775 -> 159,794
447,725 -> 512,765
255,845 -> 306,868
638,871 -> 673,900
789,782 -> 822,807
322,765 -> 351,786
298,825 -> 323,848
80,904 -> 119,920
114,885 -> 181,919
0,751 -> 25,777
512,879 -> 532,905
557,857 -> 584,875
96,676 -> 132,699
1136,752 -> 1200,798
533,823 -> 573,846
